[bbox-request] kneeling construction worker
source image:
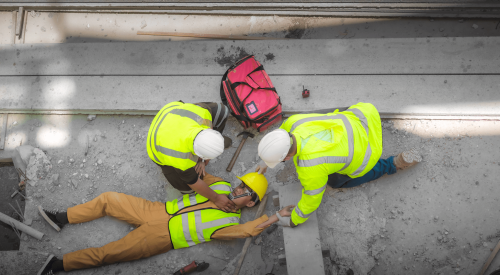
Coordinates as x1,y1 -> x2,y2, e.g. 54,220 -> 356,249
256,102 -> 422,227
36,172 -> 294,274
147,101 -> 236,212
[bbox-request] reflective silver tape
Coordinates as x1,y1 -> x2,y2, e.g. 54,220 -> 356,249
189,195 -> 197,206
213,103 -> 222,128
194,211 -> 205,243
182,214 -> 196,246
303,185 -> 327,196
209,184 -> 232,193
198,216 -> 240,231
156,145 -> 198,162
294,206 -> 312,219
348,108 -> 369,133
351,143 -> 372,176
348,108 -> 372,176
169,109 -> 213,128
216,105 -> 229,128
291,114 -> 354,170
297,156 -> 348,167
151,104 -> 181,162
177,198 -> 185,210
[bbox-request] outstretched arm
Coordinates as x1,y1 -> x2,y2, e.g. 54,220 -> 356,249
256,205 -> 294,228
189,177 -> 236,212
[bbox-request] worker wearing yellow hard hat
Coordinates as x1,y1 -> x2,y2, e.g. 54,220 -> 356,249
37,171 -> 295,274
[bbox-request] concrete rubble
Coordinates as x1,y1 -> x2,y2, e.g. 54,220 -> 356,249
1,9 -> 500,275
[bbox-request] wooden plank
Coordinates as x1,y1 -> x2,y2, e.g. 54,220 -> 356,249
279,184 -> 324,275
137,31 -> 282,40
15,7 -> 22,37
0,75 -> 498,117
1,37 -> 499,76
0,114 -> 7,150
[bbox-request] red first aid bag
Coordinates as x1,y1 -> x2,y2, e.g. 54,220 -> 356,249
220,55 -> 283,132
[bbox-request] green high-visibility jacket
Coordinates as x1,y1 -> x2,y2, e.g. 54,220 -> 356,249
167,181 -> 241,249
147,101 -> 212,170
280,102 -> 383,225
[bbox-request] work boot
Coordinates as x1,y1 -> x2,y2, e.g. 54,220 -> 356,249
38,206 -> 67,232
223,136 -> 232,149
37,254 -> 64,275
393,148 -> 422,170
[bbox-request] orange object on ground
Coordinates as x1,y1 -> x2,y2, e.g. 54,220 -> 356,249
63,174 -> 268,272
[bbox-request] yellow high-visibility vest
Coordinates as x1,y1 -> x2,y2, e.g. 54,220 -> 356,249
280,102 -> 383,225
167,181 -> 241,249
147,102 -> 212,170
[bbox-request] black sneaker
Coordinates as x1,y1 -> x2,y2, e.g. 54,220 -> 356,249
37,254 -> 59,275
38,206 -> 64,232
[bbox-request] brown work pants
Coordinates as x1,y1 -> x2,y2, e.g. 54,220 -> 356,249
63,192 -> 172,272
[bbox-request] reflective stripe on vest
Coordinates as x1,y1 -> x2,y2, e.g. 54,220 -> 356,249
213,103 -> 229,129
152,106 -> 212,164
292,114 -> 353,171
303,185 -> 327,196
294,205 -> 311,219
176,183 -> 232,210
168,181 -> 240,249
292,108 -> 372,175
182,212 -> 239,246
149,103 -> 181,163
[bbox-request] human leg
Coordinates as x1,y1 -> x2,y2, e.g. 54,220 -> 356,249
158,164 -> 195,194
67,192 -> 168,227
63,219 -> 172,272
327,157 -> 397,189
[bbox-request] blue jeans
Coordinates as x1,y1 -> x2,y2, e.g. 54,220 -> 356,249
327,156 -> 397,188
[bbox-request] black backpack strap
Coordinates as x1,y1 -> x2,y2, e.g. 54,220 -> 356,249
220,68 -> 231,107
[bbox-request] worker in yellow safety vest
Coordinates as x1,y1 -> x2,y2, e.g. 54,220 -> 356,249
256,102 -> 422,227
37,172 -> 295,274
147,101 -> 236,212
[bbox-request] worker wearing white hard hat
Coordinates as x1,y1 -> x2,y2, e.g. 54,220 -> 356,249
257,103 -> 421,227
147,101 -> 236,212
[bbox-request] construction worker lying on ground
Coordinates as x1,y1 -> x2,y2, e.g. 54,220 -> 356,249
36,172 -> 294,275
256,102 -> 422,227
147,101 -> 237,212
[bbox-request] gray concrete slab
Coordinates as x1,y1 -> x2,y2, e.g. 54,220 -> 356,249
0,12 -> 15,44
19,12 -> 500,45
280,184 -> 325,275
1,37 -> 499,75
0,75 -> 498,118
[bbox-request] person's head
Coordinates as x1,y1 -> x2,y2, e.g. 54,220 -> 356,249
258,129 -> 296,168
230,172 -> 268,209
193,129 -> 224,160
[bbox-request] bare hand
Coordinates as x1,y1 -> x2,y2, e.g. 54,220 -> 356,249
279,205 -> 295,217
195,161 -> 206,177
255,164 -> 267,175
214,194 -> 236,212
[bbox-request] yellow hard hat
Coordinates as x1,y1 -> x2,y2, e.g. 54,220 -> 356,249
236,172 -> 268,201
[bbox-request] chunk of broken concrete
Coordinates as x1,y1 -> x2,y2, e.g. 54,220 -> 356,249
12,145 -> 36,175
87,114 -> 96,121
49,174 -> 59,186
70,179 -> 78,189
26,148 -> 52,185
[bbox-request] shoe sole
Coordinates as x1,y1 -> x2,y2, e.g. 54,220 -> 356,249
402,148 -> 422,164
38,206 -> 61,232
37,254 -> 55,275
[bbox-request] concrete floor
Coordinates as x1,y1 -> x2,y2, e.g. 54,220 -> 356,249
1,10 -> 500,275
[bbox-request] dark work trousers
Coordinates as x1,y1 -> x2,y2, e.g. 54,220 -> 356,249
327,156 -> 397,188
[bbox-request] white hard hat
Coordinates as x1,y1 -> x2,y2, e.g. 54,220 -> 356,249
194,129 -> 224,160
258,129 -> 291,168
